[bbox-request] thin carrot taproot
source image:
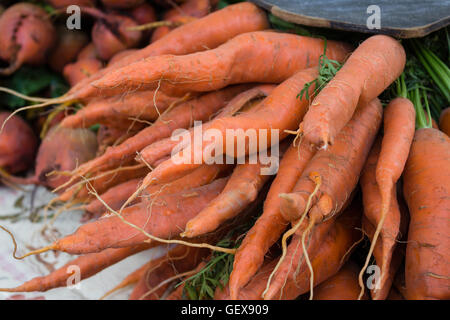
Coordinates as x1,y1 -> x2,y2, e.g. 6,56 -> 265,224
56,2 -> 270,102
83,178 -> 142,219
300,35 -> 405,148
263,200 -> 362,300
229,140 -> 316,300
129,246 -> 208,300
359,98 -> 414,299
91,31 -> 352,98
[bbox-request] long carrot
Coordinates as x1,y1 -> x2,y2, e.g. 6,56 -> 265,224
300,35 -> 405,148
65,85 -> 249,184
61,2 -> 270,102
359,98 -> 414,299
150,0 -> 211,43
140,68 -> 320,187
229,140 -> 316,300
403,127 -> 450,300
23,178 -> 228,255
137,84 -> 276,166
0,244 -> 154,293
279,98 -> 383,223
91,31 -> 351,98
60,90 -> 180,129
359,138 -> 402,300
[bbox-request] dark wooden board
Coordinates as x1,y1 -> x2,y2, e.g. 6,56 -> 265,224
251,0 -> 450,38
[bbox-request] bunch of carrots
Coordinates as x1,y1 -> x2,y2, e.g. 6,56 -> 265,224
0,1 -> 448,301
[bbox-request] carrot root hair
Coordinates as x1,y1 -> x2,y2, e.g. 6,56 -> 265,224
262,172 -> 322,299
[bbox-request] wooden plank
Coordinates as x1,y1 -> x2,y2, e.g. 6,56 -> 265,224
251,0 -> 450,38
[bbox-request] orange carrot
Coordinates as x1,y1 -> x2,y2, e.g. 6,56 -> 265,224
129,246 -> 208,300
0,244 -> 153,293
229,140 -> 316,300
359,98 -> 416,296
137,84 -> 275,166
403,128 -> 450,299
300,35 -> 405,148
150,0 -> 211,42
61,90 -> 180,129
35,178 -> 228,255
57,163 -> 150,203
67,85 -> 249,183
313,261 -> 368,300
90,31 -> 351,98
215,259 -> 278,300
279,98 -> 383,223
263,201 -> 362,300
63,2 -> 270,101
140,68 -> 321,187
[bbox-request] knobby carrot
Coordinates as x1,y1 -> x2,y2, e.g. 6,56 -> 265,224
91,31 -> 352,98
229,140 -> 316,300
57,163 -> 150,203
300,35 -> 405,148
0,244 -> 154,293
140,68 -> 320,187
360,138 -> 402,300
279,98 -> 383,223
403,128 -> 450,300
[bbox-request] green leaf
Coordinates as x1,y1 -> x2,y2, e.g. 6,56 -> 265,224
0,66 -> 68,109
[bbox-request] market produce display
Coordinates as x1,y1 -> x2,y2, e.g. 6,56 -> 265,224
0,0 -> 448,301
